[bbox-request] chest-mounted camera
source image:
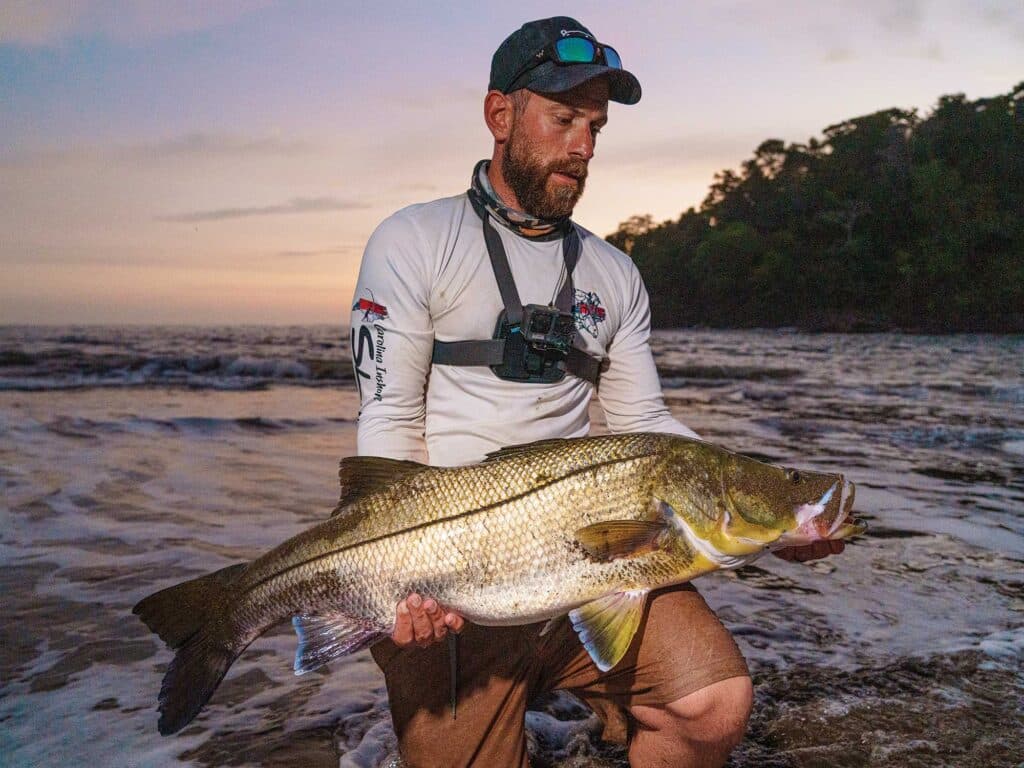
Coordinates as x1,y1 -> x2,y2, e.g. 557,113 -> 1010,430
491,304 -> 577,383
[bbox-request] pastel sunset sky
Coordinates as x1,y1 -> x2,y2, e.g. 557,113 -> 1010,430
2,1 -> 1021,324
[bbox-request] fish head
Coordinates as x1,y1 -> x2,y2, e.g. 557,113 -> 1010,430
719,451 -> 864,549
657,440 -> 865,562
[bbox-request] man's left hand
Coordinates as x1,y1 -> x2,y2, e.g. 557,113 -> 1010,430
772,540 -> 844,563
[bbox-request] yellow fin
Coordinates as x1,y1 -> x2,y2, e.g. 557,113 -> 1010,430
569,590 -> 648,672
575,520 -> 667,562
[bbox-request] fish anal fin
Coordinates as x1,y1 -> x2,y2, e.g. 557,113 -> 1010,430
292,613 -> 385,674
569,590 -> 648,672
333,456 -> 431,516
575,520 -> 668,562
539,616 -> 564,637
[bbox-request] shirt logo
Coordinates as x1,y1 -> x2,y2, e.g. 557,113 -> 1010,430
573,290 -> 606,338
352,292 -> 389,323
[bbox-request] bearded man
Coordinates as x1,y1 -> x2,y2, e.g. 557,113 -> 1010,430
349,16 -> 841,768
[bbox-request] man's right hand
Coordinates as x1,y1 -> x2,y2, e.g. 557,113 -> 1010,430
392,593 -> 466,648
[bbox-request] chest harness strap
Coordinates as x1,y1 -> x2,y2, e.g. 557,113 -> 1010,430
431,191 -> 606,385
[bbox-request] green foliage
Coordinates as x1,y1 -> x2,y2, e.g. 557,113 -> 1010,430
607,83 -> 1024,332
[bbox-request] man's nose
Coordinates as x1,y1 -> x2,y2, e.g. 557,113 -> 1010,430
568,126 -> 596,161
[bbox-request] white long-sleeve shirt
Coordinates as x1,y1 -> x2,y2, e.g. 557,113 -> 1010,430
349,192 -> 696,466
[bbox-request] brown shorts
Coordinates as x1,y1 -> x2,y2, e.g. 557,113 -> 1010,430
370,583 -> 749,768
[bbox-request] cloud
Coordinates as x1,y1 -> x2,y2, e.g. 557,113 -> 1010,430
0,1 -> 276,47
875,1 -> 925,36
130,132 -> 313,159
0,1 -> 75,46
399,85 -> 480,110
394,182 -> 439,192
975,0 -> 1024,42
158,197 -> 368,223
275,246 -> 361,258
1,132 -> 314,168
823,47 -> 856,63
598,134 -> 764,174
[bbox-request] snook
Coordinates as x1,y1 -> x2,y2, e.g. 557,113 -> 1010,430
134,432 -> 864,734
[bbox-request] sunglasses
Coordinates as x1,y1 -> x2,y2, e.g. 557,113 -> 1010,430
505,34 -> 623,92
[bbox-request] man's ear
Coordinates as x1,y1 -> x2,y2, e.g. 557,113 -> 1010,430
484,90 -> 514,143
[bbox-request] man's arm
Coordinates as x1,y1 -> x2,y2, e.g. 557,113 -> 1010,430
350,213 -> 435,462
596,263 -> 698,438
349,212 -> 465,644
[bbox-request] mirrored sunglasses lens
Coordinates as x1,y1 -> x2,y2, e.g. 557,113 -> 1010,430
603,46 -> 622,69
554,37 -> 597,63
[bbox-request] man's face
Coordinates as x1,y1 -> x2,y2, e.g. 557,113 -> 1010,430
501,78 -> 609,219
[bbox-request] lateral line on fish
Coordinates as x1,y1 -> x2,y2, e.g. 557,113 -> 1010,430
239,452 -> 662,595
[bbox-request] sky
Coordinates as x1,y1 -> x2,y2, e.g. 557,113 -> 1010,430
2,0 -> 1022,325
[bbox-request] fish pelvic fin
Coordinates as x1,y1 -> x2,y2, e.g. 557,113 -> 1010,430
332,456 -> 431,516
569,590 -> 648,672
292,613 -> 385,674
575,520 -> 668,562
132,562 -> 248,735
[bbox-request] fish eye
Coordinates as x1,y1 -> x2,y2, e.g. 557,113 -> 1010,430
787,470 -> 802,483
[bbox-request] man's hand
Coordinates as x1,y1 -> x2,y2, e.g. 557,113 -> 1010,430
391,592 -> 466,648
772,540 -> 845,563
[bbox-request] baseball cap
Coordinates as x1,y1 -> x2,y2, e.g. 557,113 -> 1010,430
489,17 -> 641,105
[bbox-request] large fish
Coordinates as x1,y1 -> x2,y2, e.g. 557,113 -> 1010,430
134,433 -> 864,735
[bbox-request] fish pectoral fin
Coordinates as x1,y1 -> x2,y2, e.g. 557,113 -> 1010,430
575,520 -> 668,562
333,457 -> 430,516
291,613 -> 385,674
569,590 -> 649,672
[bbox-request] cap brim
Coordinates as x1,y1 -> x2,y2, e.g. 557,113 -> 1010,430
521,61 -> 641,105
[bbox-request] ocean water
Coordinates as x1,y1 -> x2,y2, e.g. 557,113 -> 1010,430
1,326 -> 1022,767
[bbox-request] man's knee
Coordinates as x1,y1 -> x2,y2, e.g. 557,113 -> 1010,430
633,675 -> 754,749
671,675 -> 753,745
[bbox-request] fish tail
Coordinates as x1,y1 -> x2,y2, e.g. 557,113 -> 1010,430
133,562 -> 249,735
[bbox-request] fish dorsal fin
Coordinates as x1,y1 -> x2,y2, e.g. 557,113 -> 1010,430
575,520 -> 668,562
332,456 -> 431,516
569,589 -> 649,672
291,613 -> 385,674
482,438 -> 572,463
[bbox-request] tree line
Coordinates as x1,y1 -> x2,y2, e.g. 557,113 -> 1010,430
607,82 -> 1024,332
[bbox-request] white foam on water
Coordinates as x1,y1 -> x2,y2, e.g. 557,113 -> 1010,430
1002,439 -> 1024,456
977,626 -> 1024,670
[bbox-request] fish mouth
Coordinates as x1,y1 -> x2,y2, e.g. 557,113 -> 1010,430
784,477 -> 865,545
830,479 -> 867,539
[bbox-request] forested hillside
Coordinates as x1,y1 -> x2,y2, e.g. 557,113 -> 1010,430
607,83 -> 1024,332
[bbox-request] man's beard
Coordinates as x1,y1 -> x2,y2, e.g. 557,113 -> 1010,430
501,131 -> 588,220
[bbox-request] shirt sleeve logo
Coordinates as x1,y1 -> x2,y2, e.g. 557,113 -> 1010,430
572,289 -> 607,338
352,291 -> 389,323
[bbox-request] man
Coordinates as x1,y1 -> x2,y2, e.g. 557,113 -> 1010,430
349,17 -> 842,767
